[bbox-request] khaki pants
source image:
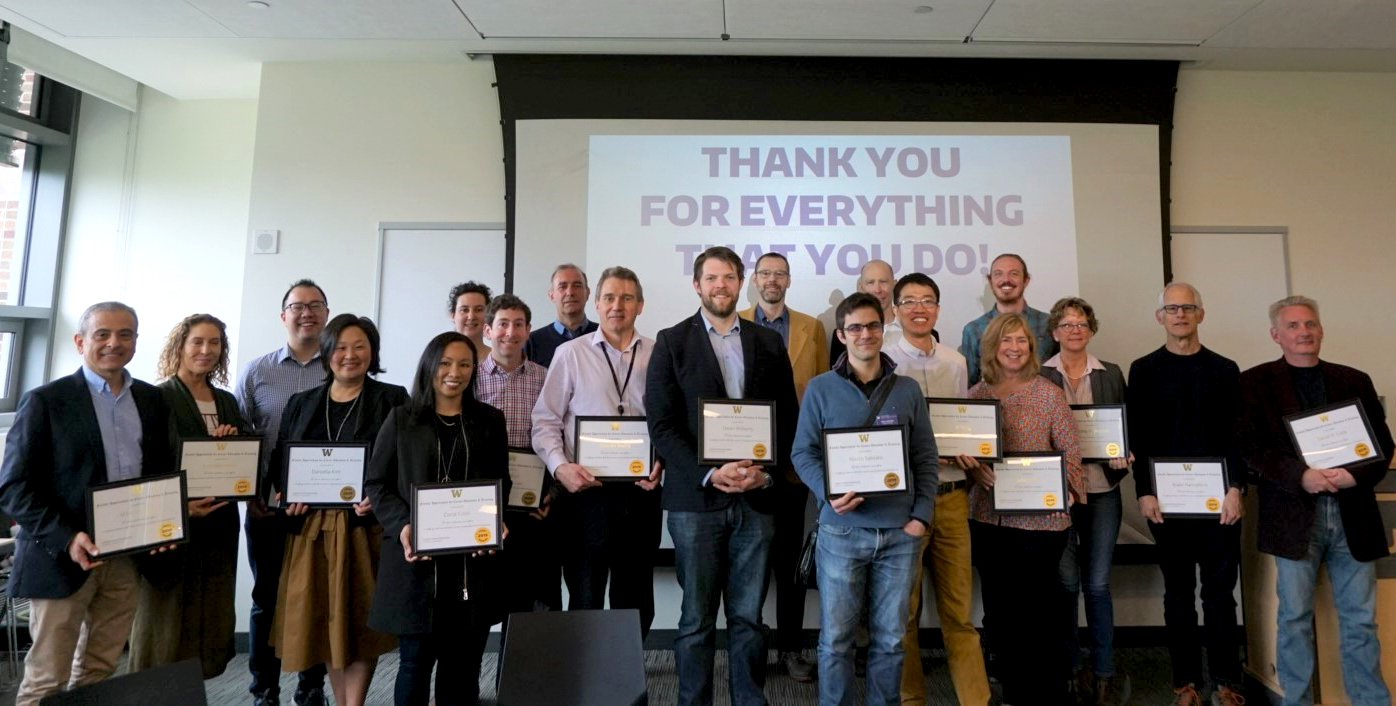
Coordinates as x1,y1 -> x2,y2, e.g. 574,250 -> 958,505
16,557 -> 140,706
900,488 -> 992,706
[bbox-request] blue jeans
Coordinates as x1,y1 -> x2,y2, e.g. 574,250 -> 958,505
1274,495 -> 1389,706
1060,486 -> 1122,677
668,498 -> 775,706
816,523 -> 920,706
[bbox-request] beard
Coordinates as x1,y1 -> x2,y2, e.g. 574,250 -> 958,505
759,286 -> 785,305
702,291 -> 736,318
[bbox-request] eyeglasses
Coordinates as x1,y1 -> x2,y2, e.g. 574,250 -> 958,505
841,322 -> 884,335
754,269 -> 789,280
284,302 -> 327,314
1055,322 -> 1091,332
897,298 -> 939,309
1160,304 -> 1200,315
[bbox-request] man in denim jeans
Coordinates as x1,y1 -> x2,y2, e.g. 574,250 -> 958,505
1239,295 -> 1392,706
792,293 -> 939,706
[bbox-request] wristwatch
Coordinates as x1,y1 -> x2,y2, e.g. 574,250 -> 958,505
761,471 -> 774,489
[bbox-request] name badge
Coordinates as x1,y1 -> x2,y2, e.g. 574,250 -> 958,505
875,414 -> 899,427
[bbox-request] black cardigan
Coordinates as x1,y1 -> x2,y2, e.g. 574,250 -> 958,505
364,400 -> 511,635
1040,360 -> 1129,487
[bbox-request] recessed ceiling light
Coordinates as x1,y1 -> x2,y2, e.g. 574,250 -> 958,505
913,5 -> 934,13
247,0 -> 270,8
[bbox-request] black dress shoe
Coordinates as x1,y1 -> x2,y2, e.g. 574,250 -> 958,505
781,651 -> 817,682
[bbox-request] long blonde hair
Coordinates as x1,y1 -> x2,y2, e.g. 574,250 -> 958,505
979,313 -> 1039,385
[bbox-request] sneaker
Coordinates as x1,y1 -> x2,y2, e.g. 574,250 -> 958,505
1211,685 -> 1245,706
1173,684 -> 1202,706
292,688 -> 325,706
253,692 -> 279,706
781,651 -> 816,683
1096,674 -> 1131,706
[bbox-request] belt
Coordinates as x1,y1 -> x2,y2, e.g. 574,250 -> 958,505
936,479 -> 967,496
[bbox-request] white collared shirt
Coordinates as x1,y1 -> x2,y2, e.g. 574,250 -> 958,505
884,335 -> 968,482
530,330 -> 654,474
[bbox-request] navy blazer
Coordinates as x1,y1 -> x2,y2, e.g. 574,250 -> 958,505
1239,358 -> 1394,562
0,368 -> 173,599
647,311 -> 799,514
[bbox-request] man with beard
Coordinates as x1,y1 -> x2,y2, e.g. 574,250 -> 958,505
830,259 -> 901,365
738,251 -> 827,681
525,264 -> 597,368
959,253 -> 1055,386
648,246 -> 798,706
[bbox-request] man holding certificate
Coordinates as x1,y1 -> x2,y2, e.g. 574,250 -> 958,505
791,292 -> 939,706
0,302 -> 175,706
647,246 -> 798,706
530,266 -> 663,636
1125,282 -> 1246,706
1239,295 -> 1393,706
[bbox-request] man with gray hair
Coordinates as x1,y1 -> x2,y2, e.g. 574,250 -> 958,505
1124,282 -> 1247,706
0,302 -> 173,705
1239,295 -> 1392,706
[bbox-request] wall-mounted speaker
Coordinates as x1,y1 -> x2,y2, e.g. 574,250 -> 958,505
252,229 -> 279,255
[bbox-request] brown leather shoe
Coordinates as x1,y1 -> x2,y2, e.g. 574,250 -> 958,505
1211,685 -> 1246,706
1173,683 -> 1202,706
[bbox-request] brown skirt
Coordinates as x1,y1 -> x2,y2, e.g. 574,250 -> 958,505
271,510 -> 396,671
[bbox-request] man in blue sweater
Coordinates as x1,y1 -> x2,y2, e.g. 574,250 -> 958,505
792,292 -> 939,706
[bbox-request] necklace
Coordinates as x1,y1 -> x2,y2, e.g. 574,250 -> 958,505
436,415 -> 469,483
324,389 -> 362,441
436,413 -> 458,427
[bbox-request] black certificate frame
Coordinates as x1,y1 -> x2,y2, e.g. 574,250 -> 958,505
820,425 -> 912,499
698,398 -> 778,467
506,446 -> 549,509
410,479 -> 503,556
574,416 -> 654,483
1149,456 -> 1229,519
281,440 -> 372,508
991,451 -> 1068,515
85,472 -> 191,560
1069,403 -> 1130,464
1283,398 -> 1388,471
176,435 -> 264,501
925,397 -> 1004,462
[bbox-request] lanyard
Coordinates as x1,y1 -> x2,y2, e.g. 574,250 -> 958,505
600,341 -> 640,415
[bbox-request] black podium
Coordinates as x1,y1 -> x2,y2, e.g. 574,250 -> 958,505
498,608 -> 647,705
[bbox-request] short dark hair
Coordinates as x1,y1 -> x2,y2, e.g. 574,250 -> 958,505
835,292 -> 884,330
893,273 -> 940,305
486,293 -> 533,327
447,281 -> 492,314
755,252 -> 789,269
281,279 -> 327,309
988,253 -> 1030,280
692,246 -> 744,282
409,331 -> 478,416
595,266 -> 645,302
319,313 -> 385,381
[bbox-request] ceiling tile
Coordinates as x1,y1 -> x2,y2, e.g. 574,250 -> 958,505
0,0 -> 236,38
1205,0 -> 1396,49
974,0 -> 1262,44
725,0 -> 990,41
184,0 -> 477,40
455,0 -> 724,39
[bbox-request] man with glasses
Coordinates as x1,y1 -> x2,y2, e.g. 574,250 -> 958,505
959,253 -> 1055,385
526,264 -> 597,368
830,259 -> 901,365
236,279 -> 331,706
1125,282 -> 1246,706
884,273 -> 989,706
738,251 -> 828,681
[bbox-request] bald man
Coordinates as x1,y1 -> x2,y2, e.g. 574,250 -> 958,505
829,260 -> 903,365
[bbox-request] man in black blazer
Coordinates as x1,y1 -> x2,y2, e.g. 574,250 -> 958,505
1239,295 -> 1393,705
648,246 -> 798,706
0,302 -> 172,706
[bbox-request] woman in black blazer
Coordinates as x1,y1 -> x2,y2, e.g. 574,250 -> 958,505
1039,297 -> 1133,703
270,314 -> 408,706
365,331 -> 510,706
130,313 -> 249,678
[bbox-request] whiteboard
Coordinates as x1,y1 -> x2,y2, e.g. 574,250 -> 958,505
1170,228 -> 1290,372
373,224 -> 507,390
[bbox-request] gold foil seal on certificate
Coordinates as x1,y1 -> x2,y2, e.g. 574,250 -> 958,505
1356,443 -> 1371,458
234,479 -> 252,494
521,491 -> 537,506
629,460 -> 644,475
474,527 -> 492,544
1106,443 -> 1120,457
979,443 -> 992,456
883,473 -> 900,489
1043,494 -> 1058,509
158,522 -> 175,539
1205,497 -> 1221,512
752,443 -> 768,459
339,486 -> 356,501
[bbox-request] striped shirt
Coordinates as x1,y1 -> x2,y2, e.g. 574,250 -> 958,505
235,345 -> 325,479
474,355 -> 547,448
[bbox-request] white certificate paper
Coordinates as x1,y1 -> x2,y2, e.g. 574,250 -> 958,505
508,449 -> 546,508
926,399 -> 1001,459
284,443 -> 368,505
1071,406 -> 1127,461
1286,401 -> 1382,470
1152,459 -> 1227,517
992,455 -> 1067,512
413,482 -> 501,554
88,474 -> 188,557
180,437 -> 261,499
701,400 -> 776,464
575,418 -> 652,479
823,427 -> 909,497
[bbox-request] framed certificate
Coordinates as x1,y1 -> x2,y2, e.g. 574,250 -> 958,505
282,441 -> 370,507
177,436 -> 263,501
574,416 -> 653,481
821,426 -> 911,498
1284,399 -> 1387,470
411,480 -> 503,555
1150,457 -> 1228,518
507,448 -> 547,509
1070,404 -> 1129,463
992,452 -> 1068,514
925,398 -> 1002,461
700,399 -> 777,466
86,473 -> 190,559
